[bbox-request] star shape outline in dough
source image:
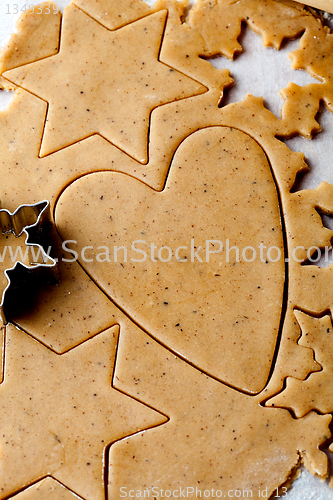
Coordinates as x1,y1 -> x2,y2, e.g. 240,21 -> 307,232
3,5 -> 206,163
0,324 -> 166,500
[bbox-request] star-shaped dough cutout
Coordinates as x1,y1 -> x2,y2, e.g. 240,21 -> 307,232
3,5 -> 206,163
0,324 -> 166,500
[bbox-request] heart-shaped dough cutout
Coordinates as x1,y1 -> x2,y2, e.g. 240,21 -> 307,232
55,126 -> 285,393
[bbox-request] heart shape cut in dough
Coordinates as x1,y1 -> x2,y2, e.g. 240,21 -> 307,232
55,126 -> 285,394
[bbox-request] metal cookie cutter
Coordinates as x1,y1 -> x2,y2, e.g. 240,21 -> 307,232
0,200 -> 57,324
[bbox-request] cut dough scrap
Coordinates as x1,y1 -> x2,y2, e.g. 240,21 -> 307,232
188,0 -> 316,59
267,311 -> 333,417
110,319 -> 331,498
187,0 -> 333,139
283,182 -> 333,263
280,22 -> 333,135
289,22 -> 333,83
261,306 -> 322,399
280,82 -> 326,137
0,323 -> 166,500
55,126 -> 285,394
3,6 -> 205,161
0,2 -> 61,90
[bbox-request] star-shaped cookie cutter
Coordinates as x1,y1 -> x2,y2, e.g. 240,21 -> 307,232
0,200 -> 57,324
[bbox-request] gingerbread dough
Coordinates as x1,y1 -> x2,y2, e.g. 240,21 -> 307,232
0,323 -> 165,499
4,6 -> 205,161
11,477 -> 85,499
110,319 -> 331,499
55,126 -> 285,394
0,0 -> 333,499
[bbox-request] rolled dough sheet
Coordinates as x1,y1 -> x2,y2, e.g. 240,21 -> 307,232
0,1 -> 333,499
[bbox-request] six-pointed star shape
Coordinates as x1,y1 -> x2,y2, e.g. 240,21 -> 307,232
0,324 -> 166,500
4,5 -> 205,163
